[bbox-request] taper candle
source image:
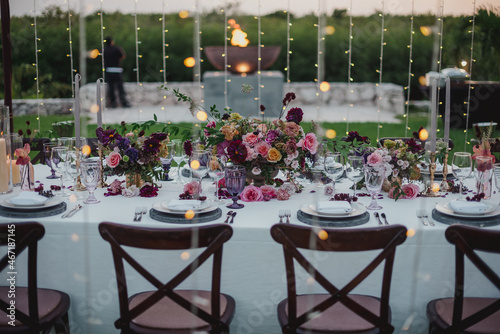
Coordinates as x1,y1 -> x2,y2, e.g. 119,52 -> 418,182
444,77 -> 451,145
96,78 -> 103,129
0,138 -> 9,193
74,73 -> 81,148
430,79 -> 437,152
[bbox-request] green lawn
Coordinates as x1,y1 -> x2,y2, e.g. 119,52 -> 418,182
13,113 -> 494,155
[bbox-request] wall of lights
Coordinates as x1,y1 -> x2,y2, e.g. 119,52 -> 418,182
26,0 -> 481,142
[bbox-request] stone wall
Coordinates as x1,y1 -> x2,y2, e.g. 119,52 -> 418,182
5,81 -> 405,116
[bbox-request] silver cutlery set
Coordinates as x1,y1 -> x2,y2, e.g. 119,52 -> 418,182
133,206 -> 148,222
224,211 -> 236,224
416,209 -> 435,226
279,210 -> 291,224
61,204 -> 82,218
374,212 -> 389,226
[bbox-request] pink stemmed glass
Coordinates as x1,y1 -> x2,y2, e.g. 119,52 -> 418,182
225,165 -> 246,209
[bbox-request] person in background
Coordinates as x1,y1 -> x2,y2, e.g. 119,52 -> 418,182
104,36 -> 131,108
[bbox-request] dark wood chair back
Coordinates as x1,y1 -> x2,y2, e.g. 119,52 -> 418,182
270,224 -> 407,333
99,222 -> 233,332
444,225 -> 500,332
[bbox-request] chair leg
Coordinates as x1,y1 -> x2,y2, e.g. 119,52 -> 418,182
54,313 -> 70,334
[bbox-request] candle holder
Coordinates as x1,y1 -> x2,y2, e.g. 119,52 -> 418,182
97,148 -> 108,188
440,148 -> 451,192
426,151 -> 441,197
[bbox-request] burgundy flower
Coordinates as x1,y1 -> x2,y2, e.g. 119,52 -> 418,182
285,107 -> 303,124
406,138 -> 423,154
151,132 -> 167,141
260,104 -> 266,112
184,140 -> 193,156
96,127 -> 119,146
222,113 -> 230,121
143,138 -> 161,154
138,130 -> 145,137
139,184 -> 159,197
282,92 -> 296,106
18,129 -> 23,136
227,140 -> 248,164
265,130 -> 281,144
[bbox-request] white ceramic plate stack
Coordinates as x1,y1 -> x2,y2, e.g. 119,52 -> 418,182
152,200 -> 218,215
0,195 -> 63,210
301,202 -> 367,218
435,201 -> 500,218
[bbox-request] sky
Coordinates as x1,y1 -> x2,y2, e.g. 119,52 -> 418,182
10,0 -> 498,17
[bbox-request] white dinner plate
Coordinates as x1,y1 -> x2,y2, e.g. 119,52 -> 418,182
435,202 -> 500,218
301,202 -> 366,218
153,202 -> 218,215
0,196 -> 63,210
161,200 -> 212,212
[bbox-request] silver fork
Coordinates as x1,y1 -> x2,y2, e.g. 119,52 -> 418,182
133,207 -> 141,222
417,209 -> 435,226
279,210 -> 285,223
416,209 -> 429,226
285,209 -> 291,224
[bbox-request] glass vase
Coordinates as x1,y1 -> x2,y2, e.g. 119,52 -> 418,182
20,162 -> 35,191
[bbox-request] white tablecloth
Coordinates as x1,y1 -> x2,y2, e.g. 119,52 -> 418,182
0,165 -> 499,334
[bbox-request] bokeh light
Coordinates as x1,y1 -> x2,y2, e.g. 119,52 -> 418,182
407,228 -> 415,238
326,129 -> 337,139
184,210 -> 195,220
89,49 -> 99,59
82,145 -> 91,157
320,81 -> 330,92
190,160 -> 200,170
90,104 -> 99,114
461,60 -> 467,67
71,233 -> 80,242
180,251 -> 190,260
420,26 -> 432,36
69,194 -> 77,203
179,10 -> 189,19
325,26 -> 335,35
418,76 -> 427,86
184,57 -> 195,68
419,128 -> 429,141
431,183 -> 440,193
318,230 -> 328,240
196,110 -> 208,121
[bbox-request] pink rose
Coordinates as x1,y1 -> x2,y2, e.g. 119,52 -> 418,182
260,185 -> 277,200
284,122 -> 301,137
106,151 -> 122,168
402,183 -> 420,199
277,188 -> 291,201
183,181 -> 200,196
255,141 -> 271,157
297,133 -> 318,154
366,152 -> 382,166
243,133 -> 260,146
241,185 -> 264,202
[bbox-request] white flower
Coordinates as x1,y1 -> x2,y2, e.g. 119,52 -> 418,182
291,160 -> 299,169
280,183 -> 295,195
122,185 -> 139,197
252,167 -> 261,175
397,159 -> 404,166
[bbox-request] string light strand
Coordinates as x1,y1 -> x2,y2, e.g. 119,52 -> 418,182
257,1 -> 262,119
376,0 -> 386,142
464,0 -> 476,150
285,0 -> 291,84
404,0 -> 415,137
346,0 -> 354,134
32,0 -> 41,131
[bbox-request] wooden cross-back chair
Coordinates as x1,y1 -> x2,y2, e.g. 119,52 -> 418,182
426,225 -> 500,333
99,222 -> 235,334
0,222 -> 71,333
270,224 -> 408,334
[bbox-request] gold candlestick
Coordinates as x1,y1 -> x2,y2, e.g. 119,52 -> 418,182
75,149 -> 87,191
97,148 -> 108,188
440,149 -> 451,191
426,152 -> 441,197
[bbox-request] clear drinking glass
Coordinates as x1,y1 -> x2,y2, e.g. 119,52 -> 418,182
51,146 -> 69,194
225,165 -> 246,209
494,163 -> 500,203
43,143 -> 59,179
324,152 -> 344,198
172,139 -> 186,183
66,150 -> 84,199
161,142 -> 174,181
474,155 -> 494,199
364,165 -> 386,210
208,154 -> 227,203
346,156 -> 365,197
189,149 -> 211,197
58,137 -> 75,150
451,152 -> 472,200
80,159 -> 101,204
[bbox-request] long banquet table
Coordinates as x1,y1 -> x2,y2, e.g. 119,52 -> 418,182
0,164 -> 499,334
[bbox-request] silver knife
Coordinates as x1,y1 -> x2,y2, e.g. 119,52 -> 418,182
66,204 -> 82,218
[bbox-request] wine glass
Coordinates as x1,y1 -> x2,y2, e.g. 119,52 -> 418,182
160,142 -> 174,181
66,150 -> 84,199
51,146 -> 69,194
80,158 -> 101,204
324,152 -> 344,198
189,149 -> 211,197
494,163 -> 500,204
208,154 -> 227,203
364,165 -> 386,210
58,137 -> 75,150
225,165 -> 246,209
172,139 -> 186,183
43,143 -> 59,179
451,152 -> 472,200
346,156 -> 364,197
474,155 -> 494,199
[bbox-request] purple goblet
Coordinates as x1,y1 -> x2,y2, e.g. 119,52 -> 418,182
225,165 -> 246,209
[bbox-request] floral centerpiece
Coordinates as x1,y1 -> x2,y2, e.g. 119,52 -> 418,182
367,138 -> 423,200
168,86 -> 319,189
96,119 -> 170,190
